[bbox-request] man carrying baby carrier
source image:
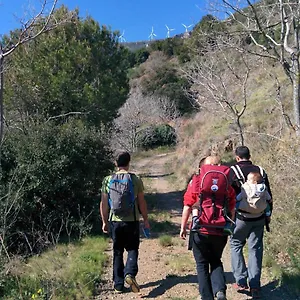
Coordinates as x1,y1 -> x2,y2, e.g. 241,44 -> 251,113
229,146 -> 273,299
180,156 -> 236,300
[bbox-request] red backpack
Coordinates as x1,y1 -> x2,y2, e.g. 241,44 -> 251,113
192,164 -> 230,230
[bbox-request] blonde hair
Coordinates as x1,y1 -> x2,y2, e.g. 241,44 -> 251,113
204,155 -> 221,166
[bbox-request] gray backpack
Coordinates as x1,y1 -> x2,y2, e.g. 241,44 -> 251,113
108,173 -> 135,218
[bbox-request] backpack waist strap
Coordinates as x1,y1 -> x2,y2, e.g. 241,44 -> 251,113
236,212 -> 265,222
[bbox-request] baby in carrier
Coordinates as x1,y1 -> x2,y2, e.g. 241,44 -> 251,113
236,172 -> 271,218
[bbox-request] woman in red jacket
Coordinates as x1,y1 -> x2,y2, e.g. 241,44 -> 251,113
180,156 -> 236,300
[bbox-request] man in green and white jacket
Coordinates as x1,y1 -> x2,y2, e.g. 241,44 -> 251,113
100,151 -> 149,294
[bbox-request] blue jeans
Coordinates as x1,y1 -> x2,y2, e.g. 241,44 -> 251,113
192,233 -> 228,300
230,217 -> 265,289
110,221 -> 140,289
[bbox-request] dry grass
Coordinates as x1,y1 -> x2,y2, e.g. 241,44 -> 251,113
172,61 -> 300,292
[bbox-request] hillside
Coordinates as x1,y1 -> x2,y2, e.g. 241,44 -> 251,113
122,33 -> 186,51
1,1 -> 300,298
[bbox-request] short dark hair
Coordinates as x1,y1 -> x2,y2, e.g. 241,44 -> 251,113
116,151 -> 131,167
235,146 -> 251,159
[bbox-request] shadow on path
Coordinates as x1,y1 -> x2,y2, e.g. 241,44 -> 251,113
260,280 -> 300,300
145,190 -> 184,213
228,279 -> 300,300
138,272 -> 236,298
139,172 -> 175,178
140,274 -> 197,298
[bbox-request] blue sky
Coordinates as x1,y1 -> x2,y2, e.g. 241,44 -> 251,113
0,0 -> 217,42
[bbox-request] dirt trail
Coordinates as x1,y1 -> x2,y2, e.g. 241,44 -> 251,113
96,152 -> 298,300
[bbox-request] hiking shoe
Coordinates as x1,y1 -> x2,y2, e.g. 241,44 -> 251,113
125,274 -> 140,293
113,286 -> 124,293
232,283 -> 249,291
216,290 -> 227,300
250,288 -> 261,299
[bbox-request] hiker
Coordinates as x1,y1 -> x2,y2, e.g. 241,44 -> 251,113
180,155 -> 236,300
100,151 -> 150,294
229,146 -> 273,299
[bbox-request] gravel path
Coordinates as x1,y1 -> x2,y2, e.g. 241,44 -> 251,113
96,152 -> 299,300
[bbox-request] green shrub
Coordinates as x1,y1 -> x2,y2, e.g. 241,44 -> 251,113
159,235 -> 173,247
137,124 -> 177,150
0,120 -> 114,254
0,237 -> 108,299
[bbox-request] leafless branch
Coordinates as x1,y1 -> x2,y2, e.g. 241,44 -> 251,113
216,0 -> 300,132
3,0 -> 74,57
46,111 -> 89,122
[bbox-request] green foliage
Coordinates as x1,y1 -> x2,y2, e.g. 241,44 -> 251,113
0,121 -> 114,253
159,235 -> 173,247
4,7 -> 130,127
137,124 -> 177,150
149,36 -> 191,63
134,48 -> 150,65
189,14 -> 227,53
150,219 -> 176,233
0,237 -> 108,299
141,61 -> 193,114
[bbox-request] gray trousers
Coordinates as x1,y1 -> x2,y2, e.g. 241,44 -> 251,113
230,217 -> 265,289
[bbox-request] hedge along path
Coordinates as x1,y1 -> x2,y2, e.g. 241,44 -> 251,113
96,152 -> 296,300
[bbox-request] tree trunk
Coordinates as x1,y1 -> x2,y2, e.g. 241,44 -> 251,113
0,54 -> 3,142
292,56 -> 300,135
236,116 -> 244,146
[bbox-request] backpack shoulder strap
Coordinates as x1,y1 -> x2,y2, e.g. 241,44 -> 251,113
257,165 -> 266,180
231,165 -> 245,183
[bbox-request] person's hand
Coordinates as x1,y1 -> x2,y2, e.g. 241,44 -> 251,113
180,228 -> 187,240
266,216 -> 271,224
102,222 -> 109,234
144,219 -> 150,229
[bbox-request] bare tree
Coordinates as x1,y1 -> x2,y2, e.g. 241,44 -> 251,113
0,0 -> 74,141
112,89 -> 179,152
209,0 -> 300,134
182,43 -> 252,145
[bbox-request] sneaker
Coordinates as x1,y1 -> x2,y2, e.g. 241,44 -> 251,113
113,286 -> 123,293
250,288 -> 261,299
232,283 -> 249,291
125,274 -> 140,293
216,290 -> 227,300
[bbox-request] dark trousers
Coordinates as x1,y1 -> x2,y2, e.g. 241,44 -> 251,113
192,233 -> 228,300
110,221 -> 140,289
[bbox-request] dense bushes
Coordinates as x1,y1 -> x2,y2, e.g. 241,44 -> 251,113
137,124 -> 177,150
0,121 -> 114,254
0,9 -> 131,255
